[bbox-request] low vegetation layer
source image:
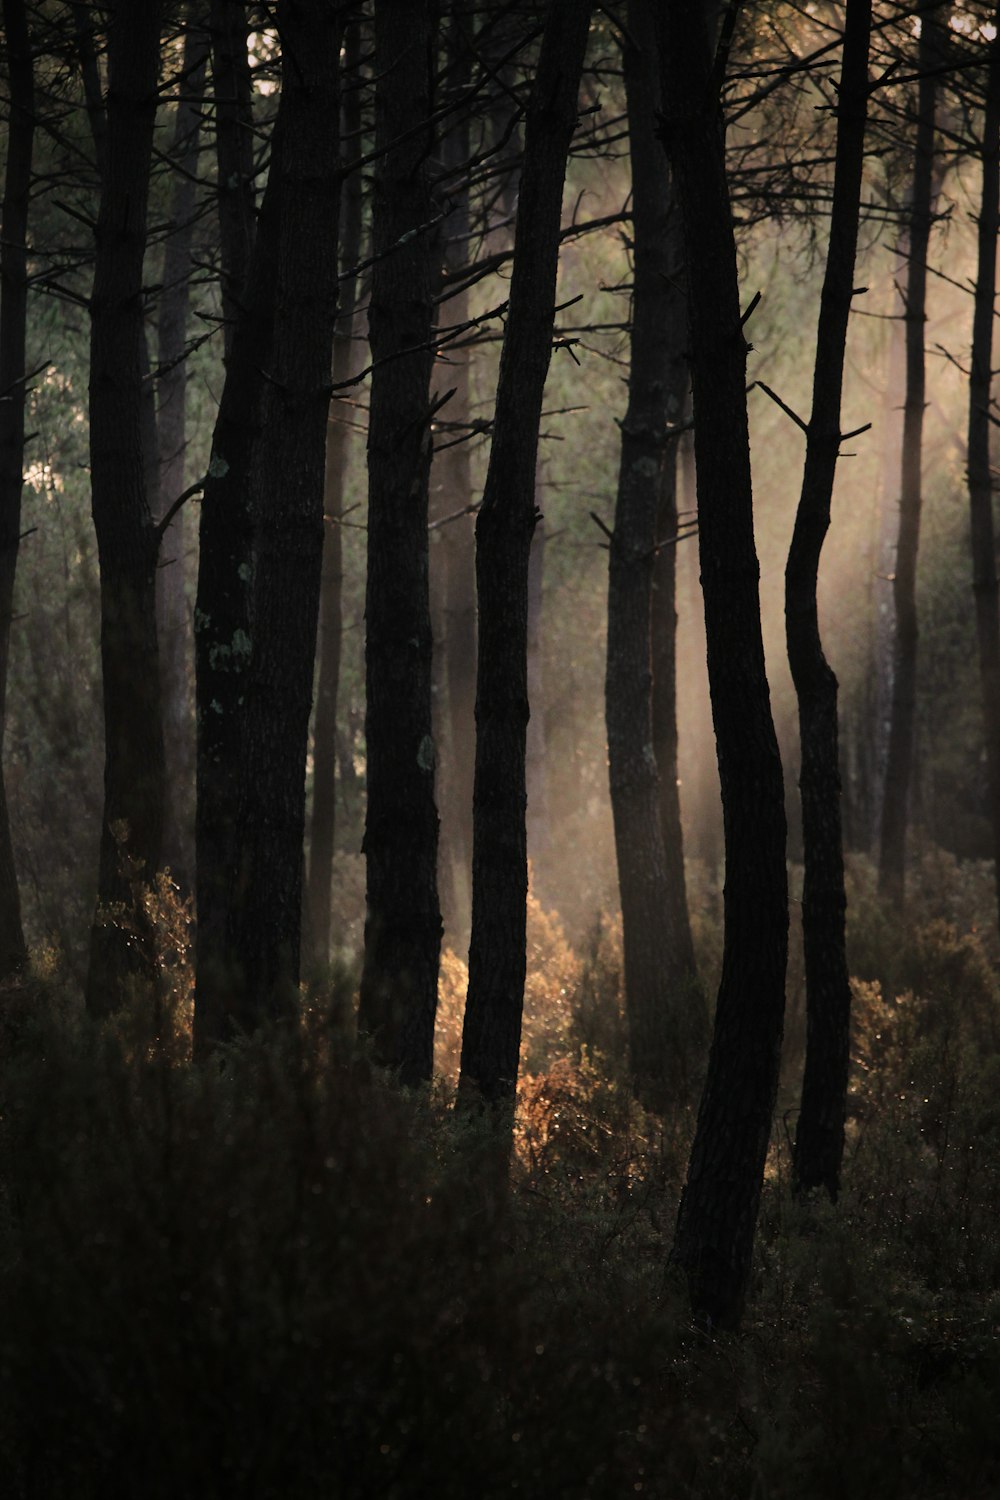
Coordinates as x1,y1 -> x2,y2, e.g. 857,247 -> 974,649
0,856 -> 998,1498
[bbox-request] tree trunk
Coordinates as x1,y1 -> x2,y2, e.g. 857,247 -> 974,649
608,0 -> 699,1112
657,0 -> 789,1329
357,0 -> 443,1083
968,8 -> 1000,940
786,0 -> 871,1201
526,510 -> 550,863
307,14 -> 364,973
209,0 -> 256,359
193,87 -> 283,1049
459,0 -> 592,1110
433,39 -> 477,948
157,18 -> 209,887
878,0 -> 941,906
0,0 -> 33,977
224,0 -> 344,1026
85,0 -> 166,1015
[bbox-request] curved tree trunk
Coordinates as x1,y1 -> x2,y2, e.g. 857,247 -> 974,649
786,0 -> 871,1200
307,15 -> 364,973
968,8 -> 1000,941
607,0 -> 699,1112
459,0 -> 592,1111
357,0 -> 443,1083
878,0 -> 942,906
657,0 -> 789,1329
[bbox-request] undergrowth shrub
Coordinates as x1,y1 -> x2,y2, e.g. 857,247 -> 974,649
1,857 -> 998,1498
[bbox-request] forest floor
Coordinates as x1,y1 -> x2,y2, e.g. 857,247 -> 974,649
0,850 -> 998,1498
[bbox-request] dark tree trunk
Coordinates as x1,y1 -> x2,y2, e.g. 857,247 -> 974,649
526,511 -> 550,862
85,0 -> 166,1015
157,19 -> 210,886
608,0 -> 699,1112
657,0 -> 789,1329
786,0 -> 871,1201
357,0 -> 443,1083
209,0 -> 256,359
652,454 -> 699,978
878,0 -> 941,906
225,0 -> 344,1026
194,94 -> 283,1050
307,16 -> 364,973
433,46 -> 477,947
0,0 -> 33,977
195,2 -> 343,1045
968,9 -> 1000,940
459,0 -> 592,1109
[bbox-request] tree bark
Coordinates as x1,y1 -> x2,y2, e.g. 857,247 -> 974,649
786,0 -> 870,1201
356,0 -> 443,1083
459,0 -> 592,1110
607,0 -> 699,1112
968,8 -> 1000,940
433,30 -> 477,947
0,0 -> 33,977
209,0 -> 256,360
85,0 -> 166,1015
307,15 -> 364,973
657,0 -> 789,1329
157,17 -> 210,887
878,0 -> 941,906
223,0 -> 344,1027
526,510 -> 550,862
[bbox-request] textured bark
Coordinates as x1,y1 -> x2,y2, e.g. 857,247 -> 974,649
357,0 -> 443,1082
526,512 -> 550,860
878,1 -> 941,906
307,16 -> 364,972
225,0 -> 344,1027
0,0 -> 33,977
210,0 -> 256,359
652,455 -> 699,975
608,0 -> 698,1111
434,52 -> 477,946
193,88 -> 282,1050
787,0 -> 870,1201
968,9 -> 1000,939
195,2 -> 343,1045
85,0 -> 166,1015
658,0 -> 789,1329
157,19 -> 209,886
459,0 -> 592,1109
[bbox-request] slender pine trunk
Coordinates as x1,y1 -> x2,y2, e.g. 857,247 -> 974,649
607,0 -> 700,1112
225,0 -> 344,1024
459,1 -> 592,1111
193,81 -> 280,1049
657,0 -> 789,1329
357,0 -> 443,1082
878,1 -> 941,905
85,1 -> 166,1015
209,0 -> 256,359
307,16 -> 364,972
157,19 -> 209,888
968,8 -> 1000,941
786,0 -> 871,1200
